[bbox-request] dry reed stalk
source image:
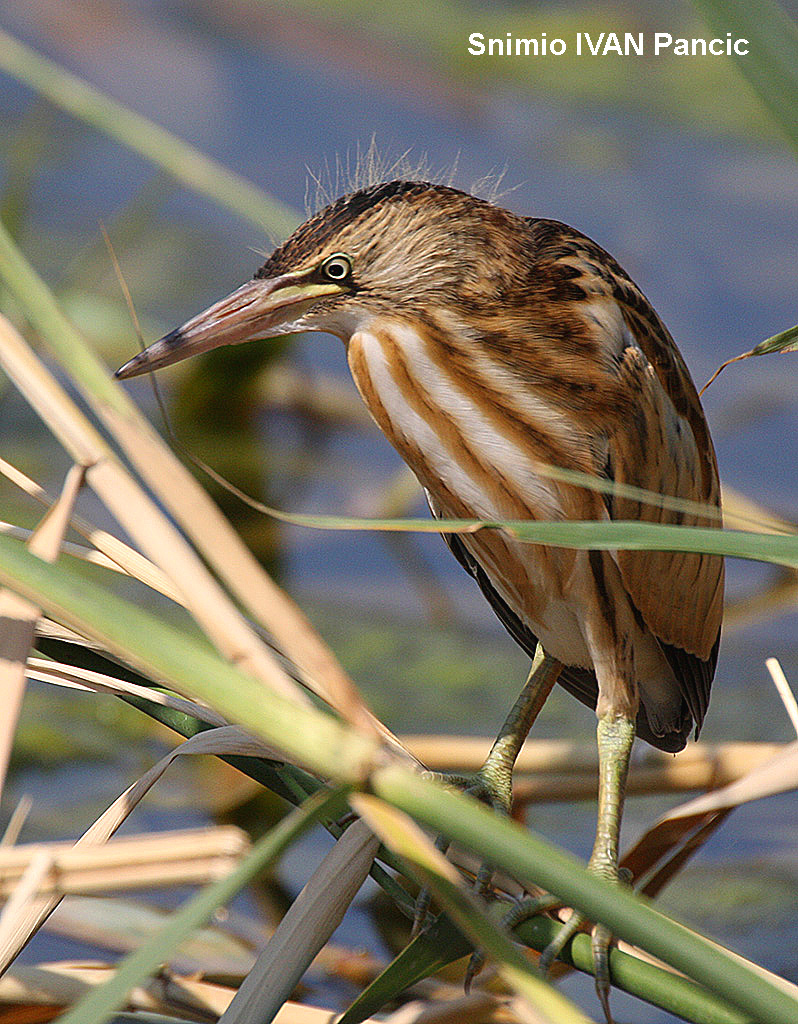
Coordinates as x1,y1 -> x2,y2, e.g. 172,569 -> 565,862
720,485 -> 796,535
0,850 -> 55,946
720,492 -> 798,635
0,315 -> 310,709
0,827 -> 250,898
0,726 -> 281,972
766,658 -> 798,736
0,960 -> 239,1019
25,656 -> 228,728
0,519 -> 177,588
1,797 -> 32,847
0,456 -> 182,603
403,736 -> 784,801
0,963 -> 383,1023
0,464 -> 84,799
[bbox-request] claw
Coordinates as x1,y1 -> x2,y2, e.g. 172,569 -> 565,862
590,867 -> 632,1023
410,766 -> 506,940
473,859 -> 496,899
592,922 -> 615,1024
597,986 -> 614,1024
503,891 -> 561,934
464,949 -> 485,991
465,892 -> 564,992
411,773 -> 507,979
411,886 -> 433,937
538,908 -> 582,976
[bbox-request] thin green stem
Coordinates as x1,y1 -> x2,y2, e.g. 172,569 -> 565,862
373,765 -> 798,1024
0,29 -> 298,237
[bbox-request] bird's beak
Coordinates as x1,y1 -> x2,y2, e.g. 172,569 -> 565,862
115,273 -> 341,379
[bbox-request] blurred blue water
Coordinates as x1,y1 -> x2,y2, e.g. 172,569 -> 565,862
1,2 -> 798,1020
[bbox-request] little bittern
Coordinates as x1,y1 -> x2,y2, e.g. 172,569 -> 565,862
118,180 -> 724,1014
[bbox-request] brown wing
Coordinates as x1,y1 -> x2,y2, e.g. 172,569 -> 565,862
598,286 -> 724,664
601,303 -> 725,735
521,220 -> 724,735
523,219 -> 724,646
429,494 -> 698,752
423,217 -> 723,746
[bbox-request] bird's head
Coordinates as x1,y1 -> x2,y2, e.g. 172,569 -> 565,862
115,180 -> 524,379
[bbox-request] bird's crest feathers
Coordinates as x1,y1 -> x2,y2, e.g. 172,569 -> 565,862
304,137 -> 517,216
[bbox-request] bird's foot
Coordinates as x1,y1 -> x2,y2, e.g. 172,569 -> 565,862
411,766 -> 513,938
412,652 -> 562,960
427,765 -> 514,816
464,891 -> 563,990
536,864 -> 633,1024
467,862 -> 631,1022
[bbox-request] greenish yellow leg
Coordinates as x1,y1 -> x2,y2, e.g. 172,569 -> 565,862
538,712 -> 636,1023
478,646 -> 563,815
589,713 -> 636,1022
413,647 -> 561,938
591,713 -> 636,878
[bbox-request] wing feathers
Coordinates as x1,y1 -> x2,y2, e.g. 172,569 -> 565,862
424,220 -> 724,750
434,495 -> 712,751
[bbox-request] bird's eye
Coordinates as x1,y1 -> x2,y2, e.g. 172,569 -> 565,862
320,254 -> 352,282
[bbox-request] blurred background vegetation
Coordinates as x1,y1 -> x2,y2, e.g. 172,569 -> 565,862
1,1 -> 797,1020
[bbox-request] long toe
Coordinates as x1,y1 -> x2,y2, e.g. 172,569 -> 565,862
592,922 -> 615,1024
412,831 -> 454,935
538,910 -> 582,976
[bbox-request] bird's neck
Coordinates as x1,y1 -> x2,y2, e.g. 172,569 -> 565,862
346,314 -> 600,524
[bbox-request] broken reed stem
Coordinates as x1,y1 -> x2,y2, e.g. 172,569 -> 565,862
0,827 -> 250,898
402,737 -> 783,803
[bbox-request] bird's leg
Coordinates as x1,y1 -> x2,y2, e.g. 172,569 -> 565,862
413,646 -> 561,935
537,710 -> 636,1024
587,711 -> 636,1020
476,646 -> 563,817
